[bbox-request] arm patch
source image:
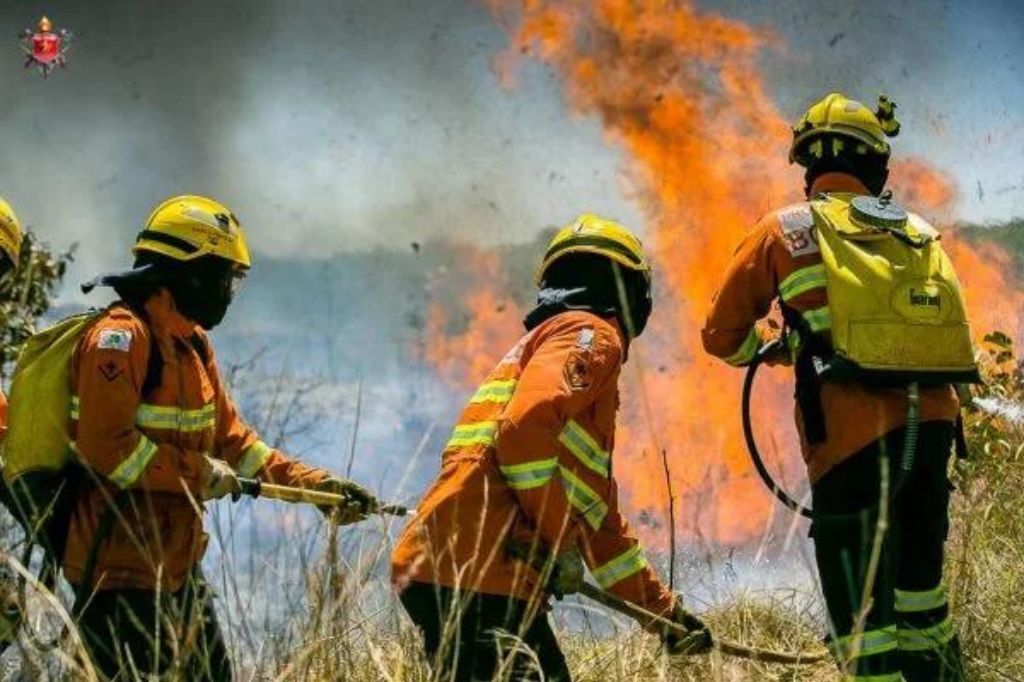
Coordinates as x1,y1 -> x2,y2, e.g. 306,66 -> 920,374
778,205 -> 820,257
97,329 -> 133,352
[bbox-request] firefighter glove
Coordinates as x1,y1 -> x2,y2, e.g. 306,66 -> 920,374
200,455 -> 241,501
316,476 -> 378,525
660,598 -> 713,656
547,548 -> 585,599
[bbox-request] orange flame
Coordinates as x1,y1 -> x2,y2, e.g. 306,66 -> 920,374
421,244 -> 525,387
424,0 -> 1024,547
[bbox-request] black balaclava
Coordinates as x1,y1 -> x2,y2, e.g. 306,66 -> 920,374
524,252 -> 652,340
162,256 -> 236,330
802,134 -> 890,197
84,253 -> 237,330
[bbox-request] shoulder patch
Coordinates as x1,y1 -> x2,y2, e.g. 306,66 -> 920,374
564,351 -> 593,392
576,328 -> 595,350
777,204 -> 820,257
97,328 -> 133,352
778,204 -> 813,233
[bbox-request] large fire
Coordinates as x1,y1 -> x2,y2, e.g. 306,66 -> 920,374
423,0 -> 1024,547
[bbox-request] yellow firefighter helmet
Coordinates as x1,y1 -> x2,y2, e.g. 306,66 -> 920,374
135,195 -> 251,268
790,92 -> 901,167
0,198 -> 24,267
536,213 -> 650,285
37,16 -> 52,33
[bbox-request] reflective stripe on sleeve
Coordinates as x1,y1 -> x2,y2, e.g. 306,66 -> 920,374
558,466 -> 608,530
469,380 -> 518,405
591,544 -> 647,588
235,440 -> 274,478
779,264 -> 827,302
802,306 -> 832,333
722,328 -> 760,367
828,626 -> 898,661
895,584 -> 947,613
558,420 -> 610,477
135,403 -> 216,433
445,421 -> 499,451
107,436 -> 160,489
71,397 -> 216,434
499,457 -> 558,491
896,616 -> 956,652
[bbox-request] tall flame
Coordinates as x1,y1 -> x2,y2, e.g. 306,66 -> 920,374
424,0 -> 1024,547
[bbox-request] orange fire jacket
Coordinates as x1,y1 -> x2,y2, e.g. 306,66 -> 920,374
702,172 -> 959,482
392,310 -> 675,619
66,292 -> 329,592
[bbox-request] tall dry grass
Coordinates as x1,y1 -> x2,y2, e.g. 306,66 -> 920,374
2,337 -> 1022,681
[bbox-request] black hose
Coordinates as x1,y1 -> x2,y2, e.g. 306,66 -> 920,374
741,339 -> 813,518
741,340 -> 921,520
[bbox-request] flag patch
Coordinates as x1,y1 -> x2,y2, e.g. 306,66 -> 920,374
97,329 -> 133,352
778,204 -> 819,257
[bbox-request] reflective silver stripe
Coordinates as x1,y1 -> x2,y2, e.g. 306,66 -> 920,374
829,626 -> 897,660
445,421 -> 499,450
236,440 -> 273,478
107,436 -> 160,489
70,396 -> 216,434
897,617 -> 956,652
135,403 -> 216,433
558,466 -> 608,530
469,379 -> 518,405
722,328 -> 760,367
895,585 -> 947,613
558,420 -> 610,477
802,306 -> 832,333
779,264 -> 827,302
591,545 -> 647,588
499,457 -> 558,491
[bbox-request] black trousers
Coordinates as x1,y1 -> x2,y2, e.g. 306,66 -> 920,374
400,582 -> 571,682
74,570 -> 232,681
811,421 -> 965,681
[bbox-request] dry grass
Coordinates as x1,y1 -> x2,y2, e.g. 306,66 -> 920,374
2,342 -> 1022,681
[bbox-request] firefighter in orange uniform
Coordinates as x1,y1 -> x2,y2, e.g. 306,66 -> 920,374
392,215 -> 710,681
0,197 -> 23,651
703,94 -> 966,681
69,195 -> 377,680
0,198 -> 23,437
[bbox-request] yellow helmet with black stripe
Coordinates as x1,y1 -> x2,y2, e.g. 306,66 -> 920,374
135,195 -> 251,268
0,197 -> 24,268
537,213 -> 650,285
790,92 -> 900,167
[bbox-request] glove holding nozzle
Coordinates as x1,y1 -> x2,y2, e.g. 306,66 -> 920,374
200,455 -> 241,501
661,596 -> 713,656
316,476 -> 379,525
